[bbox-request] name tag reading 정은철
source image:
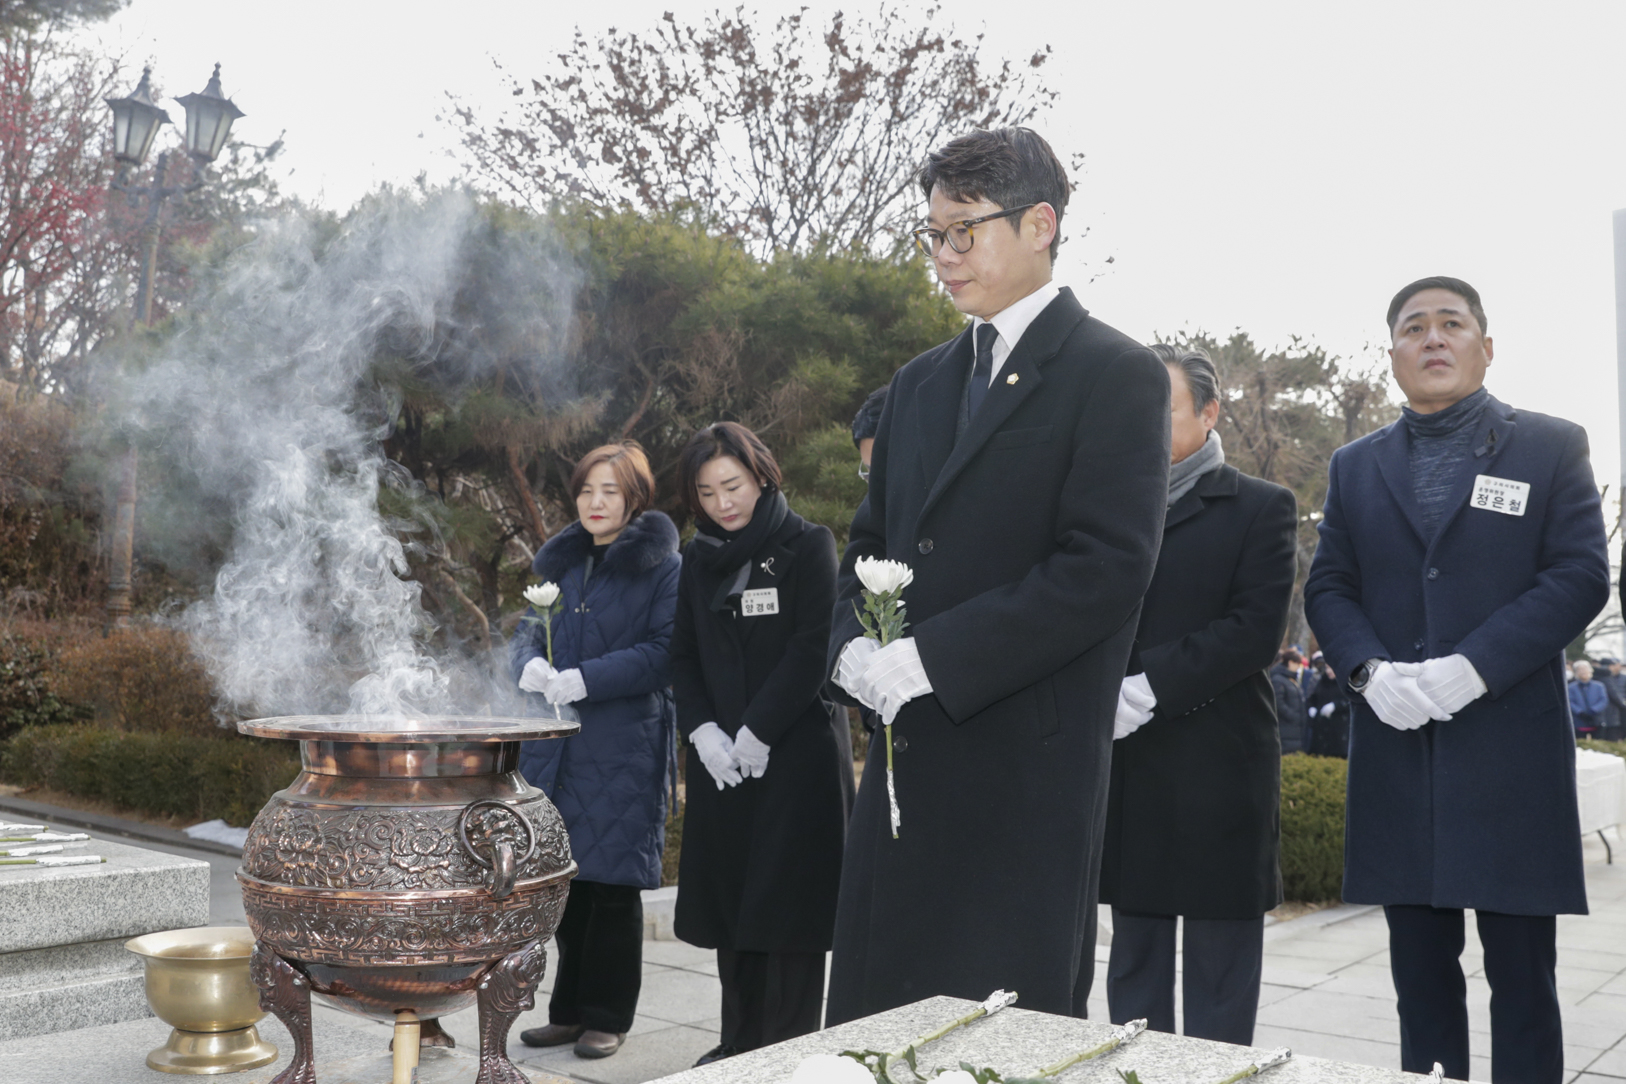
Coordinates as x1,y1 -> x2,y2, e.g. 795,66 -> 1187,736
741,588 -> 780,616
1471,474 -> 1530,517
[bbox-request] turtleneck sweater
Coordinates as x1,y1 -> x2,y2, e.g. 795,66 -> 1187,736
1402,386 -> 1490,540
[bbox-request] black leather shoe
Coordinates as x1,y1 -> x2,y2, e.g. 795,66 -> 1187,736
694,1043 -> 743,1067
519,1023 -> 585,1048
574,1030 -> 625,1058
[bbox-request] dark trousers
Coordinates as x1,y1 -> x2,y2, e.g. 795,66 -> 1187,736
1385,905 -> 1562,1083
1105,909 -> 1263,1046
717,949 -> 825,1052
548,880 -> 644,1033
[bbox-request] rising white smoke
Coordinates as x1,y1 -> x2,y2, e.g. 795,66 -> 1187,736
115,188 -> 574,720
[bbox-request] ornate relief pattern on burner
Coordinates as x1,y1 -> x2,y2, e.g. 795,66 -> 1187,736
240,797 -> 570,891
242,879 -> 570,967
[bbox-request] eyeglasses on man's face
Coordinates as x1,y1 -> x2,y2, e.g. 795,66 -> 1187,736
911,203 -> 1036,259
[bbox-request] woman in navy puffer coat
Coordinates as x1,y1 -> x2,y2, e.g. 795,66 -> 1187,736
509,443 -> 680,1060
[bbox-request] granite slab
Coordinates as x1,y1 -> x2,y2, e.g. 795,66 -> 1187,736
0,836 -> 210,953
0,971 -> 149,1039
651,996 -> 1435,1084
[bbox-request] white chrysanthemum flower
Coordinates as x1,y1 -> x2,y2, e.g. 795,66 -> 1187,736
788,1053 -> 876,1084
855,556 -> 914,594
523,582 -> 561,608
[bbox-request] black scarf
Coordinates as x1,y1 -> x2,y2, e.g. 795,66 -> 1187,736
692,489 -> 788,612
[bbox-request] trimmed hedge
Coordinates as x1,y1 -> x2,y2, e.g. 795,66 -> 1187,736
1280,752 -> 1348,902
51,626 -> 218,737
1,724 -> 300,826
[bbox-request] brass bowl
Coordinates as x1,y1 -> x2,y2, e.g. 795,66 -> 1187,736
125,926 -> 278,1075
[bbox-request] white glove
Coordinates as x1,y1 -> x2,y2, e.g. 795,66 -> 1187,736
1416,654 -> 1488,715
1365,661 -> 1451,731
518,657 -> 557,694
689,722 -> 742,790
543,667 -> 587,705
857,637 -> 933,725
732,725 -> 770,779
835,637 -> 882,709
1113,673 -> 1157,740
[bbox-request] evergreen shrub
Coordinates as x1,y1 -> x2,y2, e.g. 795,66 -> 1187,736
0,631 -> 84,740
1280,752 -> 1348,902
1,724 -> 299,826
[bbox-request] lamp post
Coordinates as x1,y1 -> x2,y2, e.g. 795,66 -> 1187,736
103,64 -> 244,631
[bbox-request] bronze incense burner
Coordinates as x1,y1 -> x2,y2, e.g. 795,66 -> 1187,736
235,715 -> 577,1084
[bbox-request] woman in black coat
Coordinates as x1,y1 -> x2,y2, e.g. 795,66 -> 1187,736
1100,345 -> 1297,1046
509,443 -> 681,1060
667,422 -> 852,1065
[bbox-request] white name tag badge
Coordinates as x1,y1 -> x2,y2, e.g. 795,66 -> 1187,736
741,588 -> 780,616
1471,474 -> 1530,517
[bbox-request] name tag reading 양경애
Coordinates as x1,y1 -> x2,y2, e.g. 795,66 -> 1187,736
741,588 -> 780,616
1471,474 -> 1530,517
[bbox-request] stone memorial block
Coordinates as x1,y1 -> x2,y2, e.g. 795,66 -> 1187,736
0,833 -> 210,1039
653,996 -> 1429,1084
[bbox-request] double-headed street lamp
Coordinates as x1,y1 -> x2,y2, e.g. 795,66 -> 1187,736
102,64 -> 244,630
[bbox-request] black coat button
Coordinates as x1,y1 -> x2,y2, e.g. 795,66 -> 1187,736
1414,639 -> 1425,651
893,734 -> 909,752
918,539 -> 933,554
1427,568 -> 1439,580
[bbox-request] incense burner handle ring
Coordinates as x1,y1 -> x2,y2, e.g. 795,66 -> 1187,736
457,799 -> 537,900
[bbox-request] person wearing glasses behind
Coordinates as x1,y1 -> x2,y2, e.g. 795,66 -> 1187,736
511,442 -> 681,1061
826,127 -> 1170,1024
668,422 -> 853,1066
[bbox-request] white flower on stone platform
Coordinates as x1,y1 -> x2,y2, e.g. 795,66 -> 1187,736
789,1053 -> 876,1084
855,556 -> 914,594
523,582 -> 561,609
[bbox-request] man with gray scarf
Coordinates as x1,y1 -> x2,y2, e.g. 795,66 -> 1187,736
1098,344 -> 1298,1045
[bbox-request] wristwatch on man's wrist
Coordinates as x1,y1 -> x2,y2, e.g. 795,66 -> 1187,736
1347,658 -> 1384,694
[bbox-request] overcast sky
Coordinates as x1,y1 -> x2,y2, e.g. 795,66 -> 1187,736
85,1 -> 1626,496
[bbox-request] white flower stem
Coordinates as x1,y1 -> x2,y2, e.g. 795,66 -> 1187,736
879,621 -> 899,838
1035,1020 -> 1147,1077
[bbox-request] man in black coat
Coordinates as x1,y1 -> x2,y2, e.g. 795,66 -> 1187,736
1101,344 -> 1297,1046
825,127 -> 1170,1023
1304,276 -> 1610,1082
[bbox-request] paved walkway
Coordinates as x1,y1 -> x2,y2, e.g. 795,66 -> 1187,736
7,794 -> 1626,1083
520,831 -> 1626,1084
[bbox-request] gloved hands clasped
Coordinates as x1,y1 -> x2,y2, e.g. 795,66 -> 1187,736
688,722 -> 772,788
1363,654 -> 1486,731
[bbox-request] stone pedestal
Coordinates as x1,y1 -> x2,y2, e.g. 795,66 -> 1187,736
0,835 -> 210,1039
652,995 -> 1432,1084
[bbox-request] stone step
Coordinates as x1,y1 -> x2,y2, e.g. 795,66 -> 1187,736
0,970 -> 151,1040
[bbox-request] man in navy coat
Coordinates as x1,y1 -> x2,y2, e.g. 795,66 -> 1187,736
1305,276 -> 1609,1083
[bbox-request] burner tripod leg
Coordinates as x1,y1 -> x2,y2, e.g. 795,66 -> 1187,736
475,939 -> 548,1084
250,942 -> 316,1084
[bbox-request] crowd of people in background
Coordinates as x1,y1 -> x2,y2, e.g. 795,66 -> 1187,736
1568,657 -> 1626,741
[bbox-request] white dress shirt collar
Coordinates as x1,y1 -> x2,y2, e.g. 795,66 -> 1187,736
971,281 -> 1063,385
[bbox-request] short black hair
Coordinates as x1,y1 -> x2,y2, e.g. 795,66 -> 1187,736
1386,276 -> 1488,336
1150,343 -> 1219,414
677,422 -> 782,524
918,127 -> 1070,263
851,386 -> 888,448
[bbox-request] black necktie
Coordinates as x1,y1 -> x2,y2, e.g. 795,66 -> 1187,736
969,323 -> 997,417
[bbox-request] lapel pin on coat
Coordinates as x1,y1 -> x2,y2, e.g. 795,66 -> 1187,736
761,557 -> 776,576
1006,373 -> 1019,385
